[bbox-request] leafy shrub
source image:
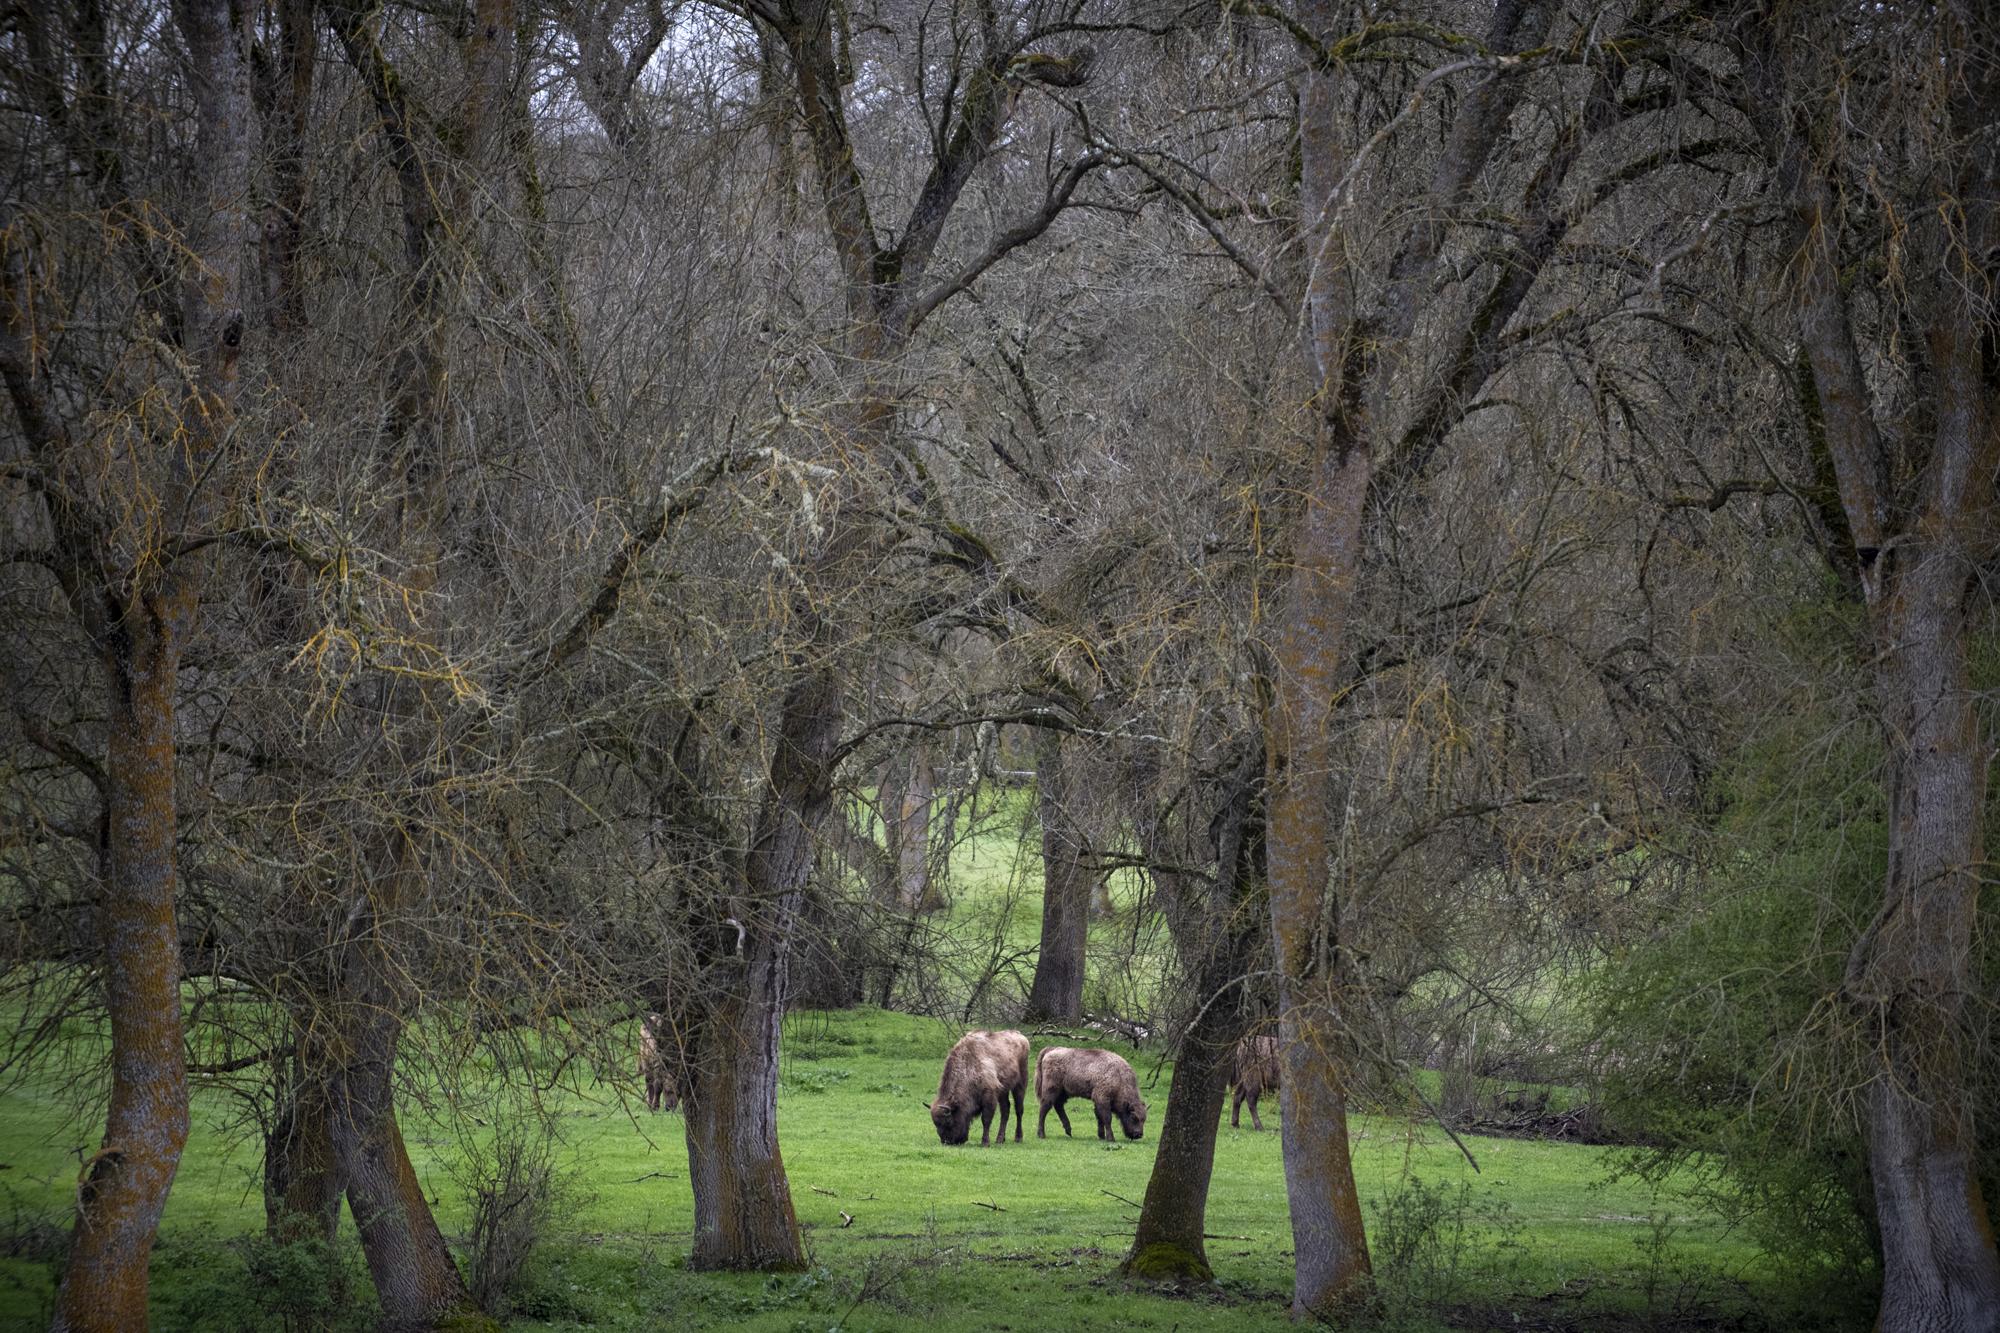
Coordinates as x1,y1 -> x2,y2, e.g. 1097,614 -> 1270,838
1371,1175 -> 1523,1319
1580,640 -> 2000,1306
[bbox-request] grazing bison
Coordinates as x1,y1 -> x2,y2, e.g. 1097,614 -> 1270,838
929,1029 -> 1028,1146
638,1013 -> 679,1113
1035,1046 -> 1147,1141
1228,1034 -> 1280,1130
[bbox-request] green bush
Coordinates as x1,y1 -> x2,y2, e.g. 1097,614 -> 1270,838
1581,629 -> 2000,1309
1371,1175 -> 1523,1323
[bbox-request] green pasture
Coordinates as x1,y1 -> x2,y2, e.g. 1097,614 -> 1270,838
1,1004 -> 1813,1332
0,798 -> 1841,1329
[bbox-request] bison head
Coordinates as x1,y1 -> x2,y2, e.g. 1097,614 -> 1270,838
929,1098 -> 971,1145
1116,1097 -> 1148,1140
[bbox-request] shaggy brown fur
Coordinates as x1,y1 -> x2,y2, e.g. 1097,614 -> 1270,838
1035,1046 -> 1147,1141
638,1013 -> 679,1113
929,1030 -> 1029,1146
1228,1034 -> 1280,1130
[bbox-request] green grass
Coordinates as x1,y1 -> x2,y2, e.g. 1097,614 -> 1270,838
0,1005 -> 1815,1332
0,797 -> 1836,1329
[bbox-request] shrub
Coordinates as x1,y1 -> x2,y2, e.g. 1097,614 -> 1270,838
448,1106 -> 586,1317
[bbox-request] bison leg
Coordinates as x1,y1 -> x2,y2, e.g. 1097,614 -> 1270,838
1052,1097 -> 1074,1137
1096,1102 -> 1113,1141
1246,1092 -> 1264,1132
979,1104 -> 995,1146
997,1094 -> 1012,1144
1013,1083 -> 1024,1141
1038,1099 -> 1051,1139
1230,1085 -> 1244,1128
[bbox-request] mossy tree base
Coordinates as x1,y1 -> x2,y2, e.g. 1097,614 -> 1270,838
1120,1241 -> 1213,1284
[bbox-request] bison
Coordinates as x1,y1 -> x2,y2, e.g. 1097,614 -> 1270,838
638,1012 -> 679,1113
1035,1046 -> 1147,1141
929,1029 -> 1028,1146
1228,1033 -> 1280,1130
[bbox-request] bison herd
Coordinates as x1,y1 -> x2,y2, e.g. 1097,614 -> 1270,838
635,1018 -> 1280,1143
919,1029 -> 1279,1147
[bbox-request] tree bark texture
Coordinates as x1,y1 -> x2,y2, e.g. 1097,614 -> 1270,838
1124,743 -> 1265,1282
313,11 -> 484,1319
1025,733 -> 1092,1023
34,1 -> 250,1325
683,668 -> 840,1272
53,652 -> 197,1333
1262,2 -> 1550,1313
1264,440 -> 1375,1319
1755,7 -> 2000,1325
326,839 -> 471,1327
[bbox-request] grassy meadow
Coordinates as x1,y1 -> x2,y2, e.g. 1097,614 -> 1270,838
0,1004 -> 1789,1332
0,794 -> 1825,1330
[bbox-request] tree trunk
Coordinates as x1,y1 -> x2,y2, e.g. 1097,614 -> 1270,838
53,649 -> 194,1333
682,666 -> 838,1271
1025,733 -> 1091,1023
1122,986 -> 1243,1282
1842,364 -> 2000,1333
1264,439 -> 1375,1320
1856,571 -> 2000,1330
683,968 -> 804,1270
328,847 -> 470,1329
877,748 -> 939,910
1125,742 -> 1264,1282
265,1046 -> 342,1246
1761,12 -> 2000,1318
333,1080 -> 466,1333
258,0 -> 316,333
40,1 -> 249,1323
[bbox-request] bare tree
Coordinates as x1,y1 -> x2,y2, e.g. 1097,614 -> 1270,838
0,0 -> 252,1325
1733,6 -> 2000,1327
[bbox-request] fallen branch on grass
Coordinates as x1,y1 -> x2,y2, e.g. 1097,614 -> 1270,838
972,1200 -> 1006,1212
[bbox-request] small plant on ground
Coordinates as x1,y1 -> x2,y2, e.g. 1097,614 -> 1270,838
449,1103 -> 587,1317
1371,1175 -> 1524,1324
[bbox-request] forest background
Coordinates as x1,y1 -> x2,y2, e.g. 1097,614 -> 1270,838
1,1 -> 1995,1330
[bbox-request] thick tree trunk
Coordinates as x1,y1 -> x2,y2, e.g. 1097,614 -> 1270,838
259,0 -> 316,333
44,2 -> 249,1324
265,1046 -> 342,1246
328,850 -> 470,1329
1264,438 -> 1375,1319
1768,22 -> 2000,1315
53,650 -> 193,1333
682,667 -> 837,1271
1124,1016 -> 1235,1281
877,748 -> 939,911
1844,398 -> 2000,1333
684,963 -> 804,1270
333,1085 -> 466,1333
1025,734 -> 1092,1023
888,748 -> 935,911
1125,742 -> 1264,1281
1123,941 -> 1251,1282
